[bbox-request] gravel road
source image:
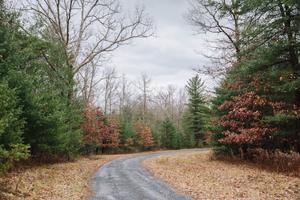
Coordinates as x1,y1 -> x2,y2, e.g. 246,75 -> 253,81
88,150 -> 199,200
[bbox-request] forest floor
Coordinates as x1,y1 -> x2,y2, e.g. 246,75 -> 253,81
143,150 -> 300,200
0,153 -> 130,200
1,150 -> 299,200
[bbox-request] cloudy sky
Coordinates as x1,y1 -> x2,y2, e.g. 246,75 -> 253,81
112,0 -> 214,90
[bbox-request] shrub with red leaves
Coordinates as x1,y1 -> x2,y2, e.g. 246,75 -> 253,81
218,92 -> 276,145
135,123 -> 153,148
82,106 -> 119,151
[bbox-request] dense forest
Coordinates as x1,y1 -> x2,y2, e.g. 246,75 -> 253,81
1,0 -> 300,174
0,0 -> 210,172
187,0 -> 300,163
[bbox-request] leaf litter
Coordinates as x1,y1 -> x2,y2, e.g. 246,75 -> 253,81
143,151 -> 300,200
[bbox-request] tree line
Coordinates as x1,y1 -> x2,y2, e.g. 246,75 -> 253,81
186,0 -> 300,158
80,72 -> 210,153
0,0 -> 210,172
2,0 -> 298,173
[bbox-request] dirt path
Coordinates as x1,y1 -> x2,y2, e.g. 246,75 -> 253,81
88,150 -> 205,200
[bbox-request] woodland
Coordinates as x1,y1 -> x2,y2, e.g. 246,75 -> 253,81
0,0 -> 300,175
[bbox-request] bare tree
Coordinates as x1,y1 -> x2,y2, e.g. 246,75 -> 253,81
77,58 -> 106,105
186,0 -> 268,79
135,74 -> 151,121
155,85 -> 176,120
187,0 -> 243,59
100,67 -> 119,114
166,85 -> 176,120
186,0 -> 245,78
153,90 -> 167,123
118,74 -> 132,113
154,86 -> 187,127
26,0 -> 153,98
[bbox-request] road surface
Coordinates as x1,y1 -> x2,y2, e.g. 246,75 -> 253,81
88,150 -> 198,200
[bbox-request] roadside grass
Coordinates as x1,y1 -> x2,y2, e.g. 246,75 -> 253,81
0,154 -> 128,200
143,151 -> 300,200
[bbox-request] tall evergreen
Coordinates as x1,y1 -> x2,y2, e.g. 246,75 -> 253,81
211,0 -> 300,154
184,74 -> 209,147
0,2 -> 83,169
0,1 -> 30,171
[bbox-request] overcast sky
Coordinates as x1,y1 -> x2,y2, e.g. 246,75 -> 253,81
112,0 -> 214,90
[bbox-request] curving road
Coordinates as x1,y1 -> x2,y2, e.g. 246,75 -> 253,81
88,150 -> 196,200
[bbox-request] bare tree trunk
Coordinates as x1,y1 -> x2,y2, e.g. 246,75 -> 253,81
27,0 -> 153,103
102,67 -> 119,114
138,74 -> 151,122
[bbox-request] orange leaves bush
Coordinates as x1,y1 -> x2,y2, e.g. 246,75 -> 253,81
218,92 -> 276,144
82,106 -> 119,149
134,123 -> 153,148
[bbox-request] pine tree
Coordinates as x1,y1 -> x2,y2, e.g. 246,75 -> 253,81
0,3 -> 84,162
160,118 -> 181,149
119,106 -> 137,148
0,3 -> 30,170
119,121 -> 136,147
185,74 -> 210,147
211,0 -> 300,155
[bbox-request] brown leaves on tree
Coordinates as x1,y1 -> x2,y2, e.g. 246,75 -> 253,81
270,101 -> 300,117
134,123 -> 154,148
82,106 -> 119,148
218,92 -> 276,144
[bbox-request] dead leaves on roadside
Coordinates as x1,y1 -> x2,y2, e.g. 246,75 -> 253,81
143,151 -> 300,200
0,154 -> 125,200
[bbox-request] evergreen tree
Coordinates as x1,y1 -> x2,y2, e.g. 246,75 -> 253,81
150,126 -> 161,148
120,121 -> 136,145
181,110 -> 196,148
185,75 -> 210,147
160,118 -> 181,149
0,1 -> 30,171
0,82 -> 30,171
0,3 -> 83,164
119,106 -> 137,148
211,0 -> 300,155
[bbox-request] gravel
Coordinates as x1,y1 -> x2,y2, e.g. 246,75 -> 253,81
88,150 -> 198,200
